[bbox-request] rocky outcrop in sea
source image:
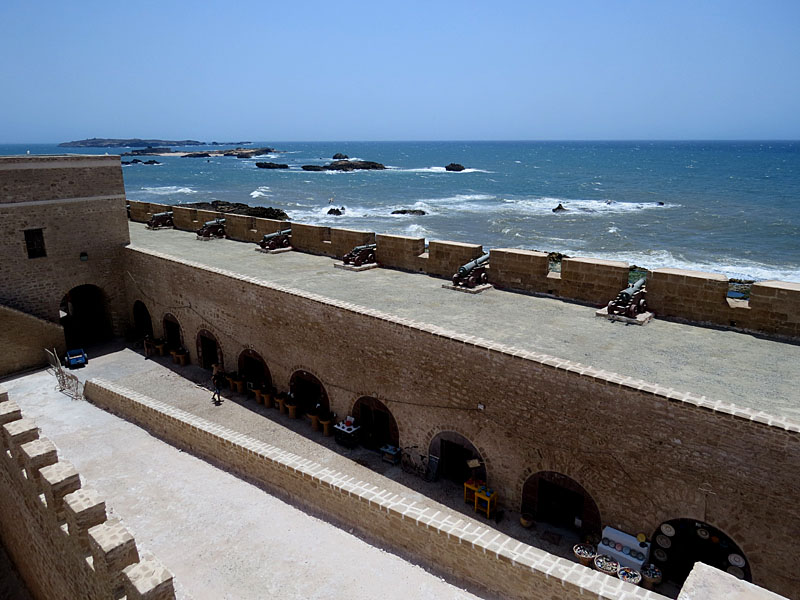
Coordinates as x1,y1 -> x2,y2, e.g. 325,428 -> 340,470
302,160 -> 385,172
185,201 -> 288,220
256,162 -> 289,169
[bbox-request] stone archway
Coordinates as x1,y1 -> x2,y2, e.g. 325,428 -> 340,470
289,370 -> 329,417
59,284 -> 113,348
521,471 -> 601,538
162,314 -> 183,351
428,431 -> 486,483
650,518 -> 750,585
132,301 -> 153,339
352,396 -> 399,450
238,349 -> 272,392
196,329 -> 223,370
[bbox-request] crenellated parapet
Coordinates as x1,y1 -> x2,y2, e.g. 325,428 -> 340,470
128,199 -> 800,339
0,385 -> 176,600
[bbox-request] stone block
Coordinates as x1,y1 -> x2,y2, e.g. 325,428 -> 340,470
3,417 -> 39,455
20,437 -> 58,481
0,385 -> 8,402
88,518 -> 140,589
0,400 -> 22,425
123,557 -> 175,600
64,487 -> 107,548
40,459 -> 81,515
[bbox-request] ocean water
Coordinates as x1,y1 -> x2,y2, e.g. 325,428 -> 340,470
2,141 -> 799,282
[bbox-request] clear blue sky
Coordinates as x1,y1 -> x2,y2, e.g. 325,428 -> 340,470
1,1 -> 799,142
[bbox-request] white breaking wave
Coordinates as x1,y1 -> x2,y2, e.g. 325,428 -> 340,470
250,186 -> 271,199
504,197 -> 676,215
582,249 -> 800,282
141,186 -> 197,195
387,166 -> 492,174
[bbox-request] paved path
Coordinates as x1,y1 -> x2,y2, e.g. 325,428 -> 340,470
4,367 -> 486,600
129,223 -> 800,419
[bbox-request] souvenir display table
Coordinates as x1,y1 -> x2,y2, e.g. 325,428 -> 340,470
598,526 -> 650,570
380,444 -> 401,464
334,421 -> 360,448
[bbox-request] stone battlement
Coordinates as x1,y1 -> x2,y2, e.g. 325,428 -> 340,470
128,200 -> 800,340
0,384 -> 176,600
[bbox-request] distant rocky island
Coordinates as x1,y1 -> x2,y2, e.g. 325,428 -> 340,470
59,138 -> 207,148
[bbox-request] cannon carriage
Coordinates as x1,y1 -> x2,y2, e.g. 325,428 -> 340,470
196,218 -> 226,239
607,277 -> 647,318
258,228 -> 292,250
452,253 -> 490,288
146,211 -> 174,229
342,243 -> 377,267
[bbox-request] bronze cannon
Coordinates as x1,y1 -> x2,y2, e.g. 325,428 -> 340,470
258,228 -> 292,250
196,218 -> 226,239
608,277 -> 647,318
146,211 -> 174,229
342,243 -> 377,267
452,253 -> 490,288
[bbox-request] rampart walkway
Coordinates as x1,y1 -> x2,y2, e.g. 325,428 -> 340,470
4,362 -> 486,600
129,223 -> 800,419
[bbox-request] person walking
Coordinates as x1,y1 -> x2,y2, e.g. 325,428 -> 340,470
211,364 -> 224,404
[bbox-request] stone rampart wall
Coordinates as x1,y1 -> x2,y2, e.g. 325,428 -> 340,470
0,385 -> 174,600
1,160 -> 129,331
0,305 -> 65,377
0,155 -> 124,204
123,246 -> 800,599
126,200 -> 800,338
84,379 -> 666,600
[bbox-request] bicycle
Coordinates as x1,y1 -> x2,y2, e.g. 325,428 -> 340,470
400,446 -> 438,481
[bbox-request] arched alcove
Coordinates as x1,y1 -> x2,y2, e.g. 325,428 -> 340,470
238,349 -> 272,391
289,370 -> 329,417
59,284 -> 113,348
650,518 -> 750,585
132,301 -> 153,339
352,396 -> 399,449
428,431 -> 486,483
196,329 -> 223,370
162,313 -> 183,351
521,471 -> 601,538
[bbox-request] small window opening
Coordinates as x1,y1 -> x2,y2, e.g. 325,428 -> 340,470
24,229 -> 46,259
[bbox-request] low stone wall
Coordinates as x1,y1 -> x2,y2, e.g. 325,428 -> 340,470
0,305 -> 64,377
0,386 -> 174,600
427,240 -> 484,278
84,378 -> 666,600
375,233 -> 427,272
126,200 -> 800,339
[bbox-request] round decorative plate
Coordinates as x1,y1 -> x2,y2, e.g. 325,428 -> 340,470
660,523 -> 676,537
623,546 -> 631,555
729,553 -> 746,568
727,566 -> 745,579
655,534 -> 672,548
697,528 -> 710,540
654,548 -> 668,562
602,537 -> 610,546
637,532 -> 647,543
615,542 -> 623,551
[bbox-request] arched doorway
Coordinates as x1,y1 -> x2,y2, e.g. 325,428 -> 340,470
238,350 -> 271,391
162,314 -> 183,351
196,329 -> 222,370
59,285 -> 113,348
352,397 -> 399,450
289,370 -> 329,417
521,471 -> 601,538
132,301 -> 153,339
428,432 -> 485,483
651,519 -> 750,585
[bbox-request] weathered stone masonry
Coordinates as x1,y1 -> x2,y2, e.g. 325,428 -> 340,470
124,246 -> 800,599
0,385 -> 175,600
